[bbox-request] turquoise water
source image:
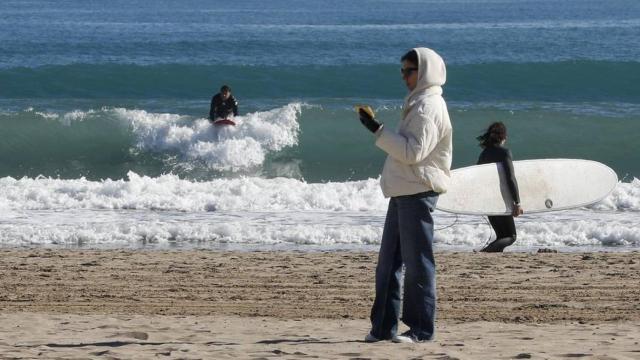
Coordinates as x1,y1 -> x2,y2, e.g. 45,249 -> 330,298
1,102 -> 638,181
1,0 -> 639,182
2,62 -> 640,101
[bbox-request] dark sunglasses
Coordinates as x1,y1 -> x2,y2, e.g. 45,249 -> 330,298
400,67 -> 418,77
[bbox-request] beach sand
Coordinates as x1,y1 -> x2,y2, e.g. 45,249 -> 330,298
1,249 -> 639,358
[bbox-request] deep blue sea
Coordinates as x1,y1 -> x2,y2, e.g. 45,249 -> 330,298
0,0 -> 638,250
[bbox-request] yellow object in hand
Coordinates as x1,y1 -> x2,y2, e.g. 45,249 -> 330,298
354,104 -> 375,119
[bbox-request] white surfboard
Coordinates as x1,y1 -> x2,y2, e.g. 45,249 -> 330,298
436,159 -> 618,215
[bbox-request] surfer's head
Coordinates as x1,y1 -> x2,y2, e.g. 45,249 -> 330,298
401,48 -> 446,92
220,85 -> 231,100
477,122 -> 507,147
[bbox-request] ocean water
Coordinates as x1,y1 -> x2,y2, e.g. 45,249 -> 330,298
1,0 -> 639,251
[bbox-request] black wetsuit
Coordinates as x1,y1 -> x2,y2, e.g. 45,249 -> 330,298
477,145 -> 520,252
209,93 -> 238,120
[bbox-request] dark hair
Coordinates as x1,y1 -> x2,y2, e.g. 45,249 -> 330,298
220,85 -> 231,93
401,49 -> 418,66
477,122 -> 507,147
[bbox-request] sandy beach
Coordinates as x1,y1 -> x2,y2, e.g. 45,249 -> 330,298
1,249 -> 639,358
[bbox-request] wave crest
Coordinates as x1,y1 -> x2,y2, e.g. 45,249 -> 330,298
118,103 -> 300,171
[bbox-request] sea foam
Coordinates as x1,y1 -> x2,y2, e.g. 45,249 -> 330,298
117,103 -> 301,171
1,173 -> 637,213
0,172 -> 386,212
25,104 -> 301,172
0,174 -> 638,249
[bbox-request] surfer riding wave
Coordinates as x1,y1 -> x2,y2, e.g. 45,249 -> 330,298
209,85 -> 238,126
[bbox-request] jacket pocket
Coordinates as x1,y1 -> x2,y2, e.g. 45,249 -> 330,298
412,165 -> 450,194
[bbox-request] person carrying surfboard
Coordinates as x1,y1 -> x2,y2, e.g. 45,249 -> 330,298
476,122 -> 524,252
209,85 -> 238,123
357,48 -> 452,344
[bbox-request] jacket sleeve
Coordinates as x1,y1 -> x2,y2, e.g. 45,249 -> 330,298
502,150 -> 521,204
209,96 -> 217,120
374,110 -> 440,165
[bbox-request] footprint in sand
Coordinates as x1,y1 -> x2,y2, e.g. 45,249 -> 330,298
107,331 -> 149,340
96,324 -> 119,329
514,354 -> 532,359
90,350 -> 112,356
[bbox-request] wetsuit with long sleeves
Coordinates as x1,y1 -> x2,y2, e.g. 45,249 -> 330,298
209,93 -> 238,120
477,145 -> 520,252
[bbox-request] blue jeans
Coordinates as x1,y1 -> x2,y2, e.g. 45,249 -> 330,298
369,191 -> 438,341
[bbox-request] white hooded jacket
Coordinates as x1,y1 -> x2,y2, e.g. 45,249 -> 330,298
374,47 -> 452,197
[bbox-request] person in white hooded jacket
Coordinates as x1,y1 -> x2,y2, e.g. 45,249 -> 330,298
359,48 -> 452,343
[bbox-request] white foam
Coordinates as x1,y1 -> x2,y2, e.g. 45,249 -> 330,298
1,174 -> 637,213
588,177 -> 640,211
0,172 -> 387,212
0,176 -> 638,250
21,104 -> 301,171
113,103 -> 301,171
62,109 -> 95,123
0,208 -> 637,250
33,109 -> 98,126
34,111 -> 59,120
0,212 -> 383,248
435,211 -> 640,249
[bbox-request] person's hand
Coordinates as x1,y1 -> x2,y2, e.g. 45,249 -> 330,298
358,108 -> 382,134
512,204 -> 524,217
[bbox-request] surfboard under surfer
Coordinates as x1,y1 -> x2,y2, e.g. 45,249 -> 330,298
209,85 -> 238,125
476,122 -> 524,252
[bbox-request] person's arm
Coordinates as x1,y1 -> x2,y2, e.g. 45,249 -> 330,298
501,149 -> 522,210
375,110 -> 439,165
209,96 -> 217,120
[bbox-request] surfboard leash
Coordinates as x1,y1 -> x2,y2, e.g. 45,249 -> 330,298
477,216 -> 494,251
434,214 -> 495,251
434,213 -> 459,231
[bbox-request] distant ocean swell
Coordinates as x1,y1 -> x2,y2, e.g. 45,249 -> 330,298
2,61 -> 640,102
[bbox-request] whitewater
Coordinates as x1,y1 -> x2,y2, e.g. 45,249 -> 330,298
10,104 -> 302,173
1,170 -> 639,251
2,0 -> 639,252
0,173 -> 638,250
0,103 -> 638,251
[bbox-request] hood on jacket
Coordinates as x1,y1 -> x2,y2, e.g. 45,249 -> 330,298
404,47 -> 447,107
